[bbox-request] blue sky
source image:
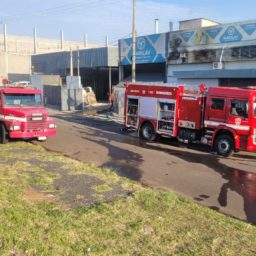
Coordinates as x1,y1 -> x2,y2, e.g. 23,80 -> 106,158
0,0 -> 256,45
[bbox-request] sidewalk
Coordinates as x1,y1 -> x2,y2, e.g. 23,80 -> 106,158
47,103 -> 123,124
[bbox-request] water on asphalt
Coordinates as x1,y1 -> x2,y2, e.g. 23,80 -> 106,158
46,113 -> 256,224
113,131 -> 256,224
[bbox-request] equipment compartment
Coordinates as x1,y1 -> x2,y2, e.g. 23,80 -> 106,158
126,98 -> 139,128
157,101 -> 176,135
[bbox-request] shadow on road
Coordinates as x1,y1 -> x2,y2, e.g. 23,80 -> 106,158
53,113 -> 256,224
143,142 -> 256,224
54,113 -> 144,181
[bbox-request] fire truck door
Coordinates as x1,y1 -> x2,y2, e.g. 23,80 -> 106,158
227,99 -> 250,131
206,97 -> 227,123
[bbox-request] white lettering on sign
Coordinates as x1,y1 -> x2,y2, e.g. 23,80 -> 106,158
136,50 -> 151,56
149,91 -> 154,94
156,91 -> 173,96
130,90 -> 140,93
182,96 -> 197,101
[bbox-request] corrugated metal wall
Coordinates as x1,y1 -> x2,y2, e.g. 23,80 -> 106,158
32,47 -> 118,75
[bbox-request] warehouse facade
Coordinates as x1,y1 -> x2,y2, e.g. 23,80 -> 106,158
32,46 -> 119,100
119,18 -> 256,88
0,33 -> 92,84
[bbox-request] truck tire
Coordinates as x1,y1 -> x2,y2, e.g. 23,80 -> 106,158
140,122 -> 156,141
0,123 -> 8,144
214,135 -> 234,157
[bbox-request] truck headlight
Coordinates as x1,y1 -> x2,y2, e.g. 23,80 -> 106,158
48,124 -> 56,129
13,125 -> 21,131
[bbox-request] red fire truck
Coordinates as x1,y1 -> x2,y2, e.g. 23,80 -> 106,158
124,83 -> 256,157
0,85 -> 56,144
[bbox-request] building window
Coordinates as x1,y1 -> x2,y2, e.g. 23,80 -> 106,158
211,98 -> 225,110
241,47 -> 250,58
230,100 -> 248,118
193,49 -> 216,62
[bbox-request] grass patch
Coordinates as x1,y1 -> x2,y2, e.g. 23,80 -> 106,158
0,142 -> 255,255
92,184 -> 113,193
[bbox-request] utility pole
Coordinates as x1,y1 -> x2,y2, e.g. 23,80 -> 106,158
105,35 -> 109,47
33,27 -> 37,54
60,30 -> 64,50
77,46 -> 80,77
70,48 -> 73,76
84,33 -> 88,48
155,19 -> 159,34
3,24 -> 8,77
109,66 -> 112,97
3,24 -> 7,52
132,0 -> 136,83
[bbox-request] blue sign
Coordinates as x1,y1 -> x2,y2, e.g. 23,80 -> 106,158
120,34 -> 166,65
206,27 -> 222,39
220,26 -> 243,43
181,31 -> 194,42
240,23 -> 256,35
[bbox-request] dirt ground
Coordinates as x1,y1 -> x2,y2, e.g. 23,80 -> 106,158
39,109 -> 256,224
7,146 -> 132,209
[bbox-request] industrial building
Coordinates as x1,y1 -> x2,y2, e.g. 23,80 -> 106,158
0,30 -> 98,83
119,32 -> 166,83
119,18 -> 256,88
32,46 -> 119,100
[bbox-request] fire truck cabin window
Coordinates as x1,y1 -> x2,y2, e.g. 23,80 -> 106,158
230,100 -> 248,118
211,98 -> 224,110
4,94 -> 42,107
254,103 -> 256,117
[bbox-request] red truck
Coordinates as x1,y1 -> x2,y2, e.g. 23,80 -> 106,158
0,85 -> 56,144
124,83 -> 256,157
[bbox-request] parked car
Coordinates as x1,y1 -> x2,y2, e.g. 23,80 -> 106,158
11,81 -> 31,87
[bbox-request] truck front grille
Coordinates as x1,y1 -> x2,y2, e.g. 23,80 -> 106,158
26,115 -> 46,132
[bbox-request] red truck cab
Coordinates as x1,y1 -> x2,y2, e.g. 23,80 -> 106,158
203,87 -> 256,154
0,85 -> 56,143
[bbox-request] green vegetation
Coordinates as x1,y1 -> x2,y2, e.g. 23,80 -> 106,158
0,142 -> 255,255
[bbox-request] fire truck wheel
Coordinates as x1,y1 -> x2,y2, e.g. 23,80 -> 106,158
214,135 -> 234,157
140,122 -> 156,141
0,123 -> 8,144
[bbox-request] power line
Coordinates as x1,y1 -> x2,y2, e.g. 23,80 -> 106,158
1,0 -> 133,46
3,0 -> 89,21
4,0 -> 121,23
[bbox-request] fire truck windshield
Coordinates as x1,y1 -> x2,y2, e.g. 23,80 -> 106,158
4,94 -> 42,107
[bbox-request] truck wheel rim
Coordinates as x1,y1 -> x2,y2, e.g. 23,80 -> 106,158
218,140 -> 230,154
143,126 -> 152,139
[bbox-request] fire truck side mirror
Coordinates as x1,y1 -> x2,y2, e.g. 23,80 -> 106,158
199,84 -> 207,93
43,96 -> 47,106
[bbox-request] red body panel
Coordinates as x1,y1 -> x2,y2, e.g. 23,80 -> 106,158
125,84 -> 181,99
124,83 -> 256,153
124,84 -> 184,137
205,87 -> 256,151
178,94 -> 205,130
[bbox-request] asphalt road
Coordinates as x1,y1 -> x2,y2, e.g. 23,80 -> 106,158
41,111 -> 256,224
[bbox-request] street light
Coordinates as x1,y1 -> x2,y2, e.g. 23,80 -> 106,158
132,0 -> 136,83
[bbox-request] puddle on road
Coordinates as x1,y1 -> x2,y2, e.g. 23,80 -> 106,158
56,117 -> 256,224
122,137 -> 256,224
218,168 -> 256,224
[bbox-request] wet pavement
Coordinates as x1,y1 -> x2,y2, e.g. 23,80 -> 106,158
40,110 -> 256,224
